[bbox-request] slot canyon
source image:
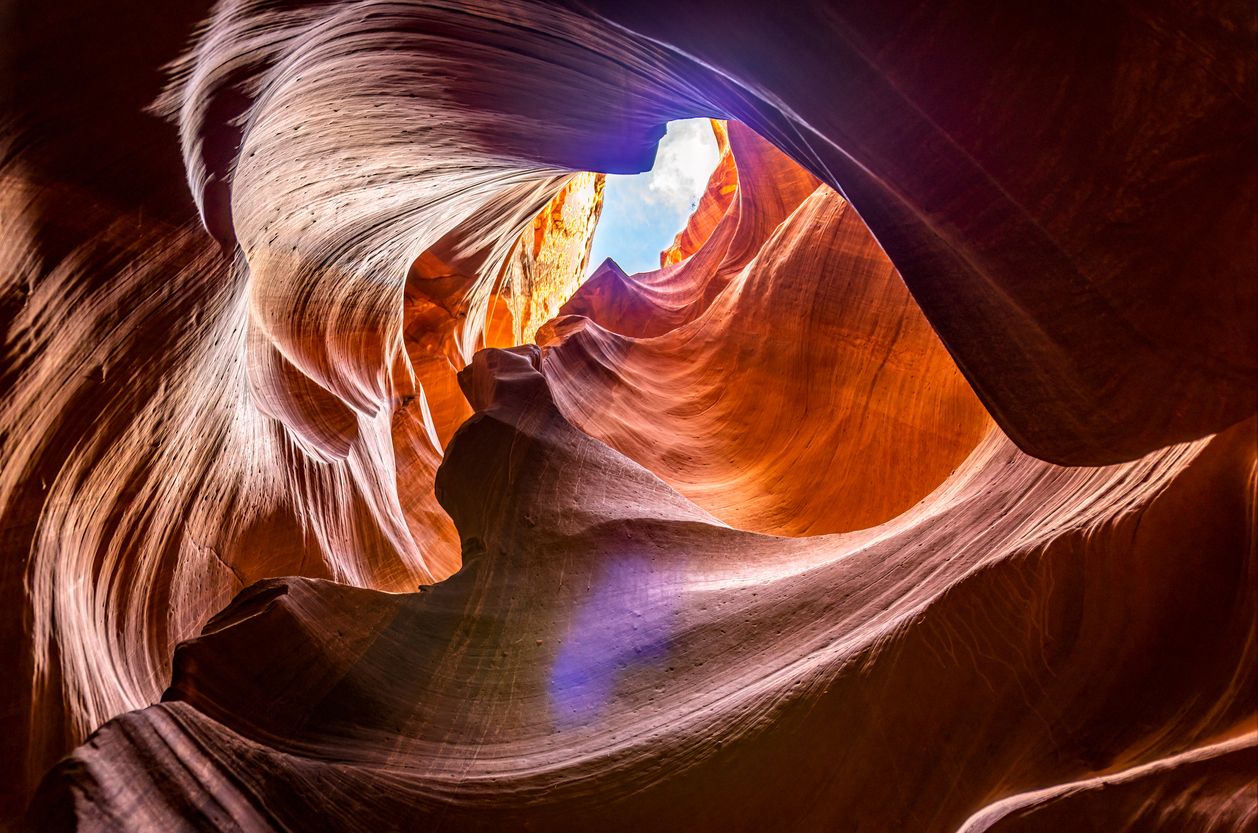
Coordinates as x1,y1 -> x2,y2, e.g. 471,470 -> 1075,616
1,1 -> 1255,830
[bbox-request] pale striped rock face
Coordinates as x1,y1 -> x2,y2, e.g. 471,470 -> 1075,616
1,1 -> 1254,831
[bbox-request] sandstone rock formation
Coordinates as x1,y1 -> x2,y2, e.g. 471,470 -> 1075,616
542,123 -> 990,535
1,0 -> 1254,830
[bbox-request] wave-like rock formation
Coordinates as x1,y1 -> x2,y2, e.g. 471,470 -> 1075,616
1,0 -> 1255,830
542,122 -> 990,535
27,348 -> 1258,831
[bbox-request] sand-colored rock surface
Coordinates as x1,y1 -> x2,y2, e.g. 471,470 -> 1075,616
541,127 -> 990,534
29,350 -> 1258,831
1,0 -> 1254,829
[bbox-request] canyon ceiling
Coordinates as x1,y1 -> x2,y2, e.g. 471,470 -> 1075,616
1,0 -> 1255,831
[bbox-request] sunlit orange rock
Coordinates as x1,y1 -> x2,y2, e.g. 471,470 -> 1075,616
493,171 -> 605,346
542,176 -> 990,535
396,171 -> 604,577
29,350 -> 1258,832
0,0 -> 1254,829
562,122 -> 821,338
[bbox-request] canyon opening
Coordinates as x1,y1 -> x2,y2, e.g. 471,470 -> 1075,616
1,2 -> 1255,832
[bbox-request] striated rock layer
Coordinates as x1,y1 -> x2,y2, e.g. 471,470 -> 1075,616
0,0 -> 1255,829
542,122 -> 990,535
30,351 -> 1258,831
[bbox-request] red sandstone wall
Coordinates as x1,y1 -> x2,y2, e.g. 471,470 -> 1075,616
1,0 -> 1254,829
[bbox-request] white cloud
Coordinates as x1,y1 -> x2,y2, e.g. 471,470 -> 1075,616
644,119 -> 720,212
586,119 -> 721,276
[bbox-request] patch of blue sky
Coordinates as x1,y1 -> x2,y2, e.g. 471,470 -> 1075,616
585,119 -> 720,277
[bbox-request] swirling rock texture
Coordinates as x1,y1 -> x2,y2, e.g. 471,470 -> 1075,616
1,0 -> 1255,831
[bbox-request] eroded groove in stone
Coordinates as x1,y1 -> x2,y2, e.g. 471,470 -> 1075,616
1,0 -> 1255,829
